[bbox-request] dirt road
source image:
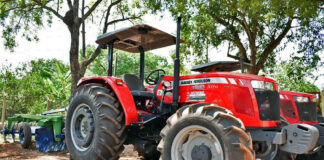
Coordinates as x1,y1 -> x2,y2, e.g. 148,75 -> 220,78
0,142 -> 140,160
0,134 -> 140,160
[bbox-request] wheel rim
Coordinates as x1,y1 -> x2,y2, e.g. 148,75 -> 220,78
71,103 -> 94,151
171,125 -> 224,160
256,142 -> 278,160
19,129 -> 24,144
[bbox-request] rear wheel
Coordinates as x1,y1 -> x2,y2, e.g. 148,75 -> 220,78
158,103 -> 255,160
66,84 -> 126,160
19,122 -> 32,148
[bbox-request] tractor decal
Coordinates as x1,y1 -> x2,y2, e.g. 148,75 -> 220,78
179,77 -> 228,86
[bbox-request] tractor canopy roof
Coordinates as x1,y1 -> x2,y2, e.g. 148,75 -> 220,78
96,24 -> 183,53
191,61 -> 252,73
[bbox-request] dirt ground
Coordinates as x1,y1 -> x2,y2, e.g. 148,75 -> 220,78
0,134 -> 141,160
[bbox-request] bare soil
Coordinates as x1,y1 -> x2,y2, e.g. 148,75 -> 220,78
0,135 -> 141,160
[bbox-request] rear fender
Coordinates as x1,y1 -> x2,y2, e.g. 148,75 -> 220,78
78,76 -> 138,126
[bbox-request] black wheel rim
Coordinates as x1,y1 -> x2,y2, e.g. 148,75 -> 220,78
71,104 -> 94,151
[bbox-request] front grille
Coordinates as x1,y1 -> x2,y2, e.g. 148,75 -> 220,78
293,97 -> 317,121
254,90 -> 280,121
280,100 -> 297,118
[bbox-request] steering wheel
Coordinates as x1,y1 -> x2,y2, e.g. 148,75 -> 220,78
146,69 -> 166,85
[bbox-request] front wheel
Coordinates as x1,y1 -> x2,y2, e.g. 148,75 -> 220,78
158,103 -> 255,160
66,84 -> 126,160
19,122 -> 32,148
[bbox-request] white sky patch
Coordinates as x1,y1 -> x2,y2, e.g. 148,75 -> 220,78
0,11 -> 323,89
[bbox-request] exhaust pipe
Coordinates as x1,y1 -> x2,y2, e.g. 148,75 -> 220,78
172,17 -> 181,111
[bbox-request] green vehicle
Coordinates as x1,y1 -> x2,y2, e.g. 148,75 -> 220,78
1,109 -> 66,152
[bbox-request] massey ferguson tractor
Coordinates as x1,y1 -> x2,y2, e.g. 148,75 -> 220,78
280,91 -> 324,159
66,18 -> 322,160
279,91 -> 318,125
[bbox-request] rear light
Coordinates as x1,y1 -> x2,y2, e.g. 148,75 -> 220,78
294,96 -> 309,103
251,80 -> 274,91
116,79 -> 123,85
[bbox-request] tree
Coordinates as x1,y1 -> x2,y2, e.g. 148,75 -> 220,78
265,57 -> 320,92
0,59 -> 70,116
146,0 -> 323,74
1,0 -> 145,92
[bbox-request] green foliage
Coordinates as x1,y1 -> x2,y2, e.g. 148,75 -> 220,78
265,57 -> 320,92
0,0 -> 147,91
145,0 -> 323,74
84,45 -> 177,78
0,0 -> 145,52
0,59 -> 70,117
0,0 -> 55,51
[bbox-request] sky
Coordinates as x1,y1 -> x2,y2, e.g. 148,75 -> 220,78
0,10 -> 323,89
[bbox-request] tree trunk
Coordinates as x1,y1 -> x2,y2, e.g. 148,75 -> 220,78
69,2 -> 81,93
1,92 -> 6,130
70,28 -> 81,93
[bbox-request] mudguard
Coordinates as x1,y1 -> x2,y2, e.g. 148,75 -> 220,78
78,76 -> 138,126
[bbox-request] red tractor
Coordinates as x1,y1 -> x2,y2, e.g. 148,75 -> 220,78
66,18 -> 321,160
279,91 -> 318,125
279,91 -> 324,159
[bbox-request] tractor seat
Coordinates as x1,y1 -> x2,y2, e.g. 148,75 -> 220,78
122,74 -> 154,99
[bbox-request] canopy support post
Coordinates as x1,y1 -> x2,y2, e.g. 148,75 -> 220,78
139,46 -> 145,83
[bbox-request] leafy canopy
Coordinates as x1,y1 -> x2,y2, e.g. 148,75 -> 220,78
265,57 -> 320,92
0,59 -> 71,116
146,0 -> 323,74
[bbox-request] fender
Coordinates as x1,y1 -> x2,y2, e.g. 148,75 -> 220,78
77,76 -> 138,126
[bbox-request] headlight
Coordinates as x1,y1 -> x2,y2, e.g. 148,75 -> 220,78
294,96 -> 309,103
251,80 -> 274,91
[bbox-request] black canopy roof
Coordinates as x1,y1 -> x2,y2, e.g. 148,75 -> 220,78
191,61 -> 252,73
96,24 -> 183,53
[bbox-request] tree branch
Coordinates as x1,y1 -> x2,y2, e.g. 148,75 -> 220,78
81,0 -> 103,22
209,14 -> 248,61
82,45 -> 101,67
102,0 -> 122,33
256,18 -> 293,73
34,0 -> 64,20
82,15 -> 140,67
106,17 -> 140,26
67,0 -> 73,10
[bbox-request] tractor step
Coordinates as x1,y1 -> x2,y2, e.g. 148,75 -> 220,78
130,113 -> 159,126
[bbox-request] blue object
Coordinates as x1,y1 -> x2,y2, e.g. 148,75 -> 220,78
19,128 -> 24,144
35,127 -> 66,152
10,125 -> 16,141
2,128 -> 9,142
1,124 -> 18,142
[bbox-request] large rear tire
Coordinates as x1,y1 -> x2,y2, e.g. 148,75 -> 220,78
158,103 -> 255,160
66,84 -> 126,160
